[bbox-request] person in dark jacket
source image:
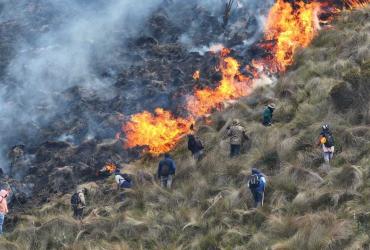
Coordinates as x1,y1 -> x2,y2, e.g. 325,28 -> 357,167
187,124 -> 204,161
187,129 -> 204,161
317,124 -> 335,164
71,188 -> 86,223
248,168 -> 266,208
157,153 -> 176,188
262,103 -> 276,126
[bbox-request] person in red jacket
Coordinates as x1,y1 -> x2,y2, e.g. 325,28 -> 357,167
0,187 -> 11,235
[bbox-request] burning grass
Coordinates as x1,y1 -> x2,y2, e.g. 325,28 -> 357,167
121,0 -> 369,156
1,4 -> 370,250
123,108 -> 194,155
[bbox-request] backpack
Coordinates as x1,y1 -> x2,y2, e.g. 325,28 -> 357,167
249,174 -> 261,188
160,161 -> 171,176
324,133 -> 334,147
195,138 -> 204,150
71,192 -> 80,208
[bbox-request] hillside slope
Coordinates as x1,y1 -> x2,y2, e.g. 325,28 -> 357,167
1,7 -> 370,250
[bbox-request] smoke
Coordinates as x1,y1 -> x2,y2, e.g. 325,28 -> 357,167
168,0 -> 274,50
0,0 -> 162,172
0,0 -> 275,174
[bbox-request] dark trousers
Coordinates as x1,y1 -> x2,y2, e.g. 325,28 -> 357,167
251,190 -> 264,208
120,181 -> 132,189
230,144 -> 241,157
73,207 -> 84,220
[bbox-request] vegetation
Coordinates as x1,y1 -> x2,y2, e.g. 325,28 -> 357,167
1,7 -> 370,250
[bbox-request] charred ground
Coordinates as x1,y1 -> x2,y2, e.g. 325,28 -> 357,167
0,0 -> 271,205
0,5 -> 369,250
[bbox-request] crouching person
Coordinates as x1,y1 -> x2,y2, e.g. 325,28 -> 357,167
115,170 -> 133,189
71,188 -> 86,223
248,168 -> 266,208
157,153 -> 176,189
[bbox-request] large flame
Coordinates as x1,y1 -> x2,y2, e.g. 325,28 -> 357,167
121,0 -> 369,155
187,55 -> 252,117
123,108 -> 194,154
262,0 -> 321,72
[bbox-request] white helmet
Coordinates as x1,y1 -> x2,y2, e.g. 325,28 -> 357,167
322,124 -> 329,130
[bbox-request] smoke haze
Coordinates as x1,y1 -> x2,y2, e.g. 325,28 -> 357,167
0,0 -> 272,173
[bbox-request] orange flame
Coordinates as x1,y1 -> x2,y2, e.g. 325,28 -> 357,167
123,108 -> 194,154
121,0 -> 368,155
192,70 -> 200,81
123,53 -> 252,154
262,0 -> 321,72
104,163 -> 117,174
187,56 -> 252,117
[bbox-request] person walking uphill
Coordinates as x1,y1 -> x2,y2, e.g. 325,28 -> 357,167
71,188 -> 86,223
317,124 -> 335,164
0,187 -> 10,235
262,103 -> 276,126
227,119 -> 248,157
157,153 -> 176,189
187,125 -> 204,161
248,168 -> 266,208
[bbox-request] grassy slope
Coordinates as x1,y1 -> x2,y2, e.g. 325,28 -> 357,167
1,7 -> 370,250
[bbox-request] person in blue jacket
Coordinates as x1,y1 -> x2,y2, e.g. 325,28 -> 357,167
248,168 -> 266,208
115,170 -> 132,189
157,153 -> 176,188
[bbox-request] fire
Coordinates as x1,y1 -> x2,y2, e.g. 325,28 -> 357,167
123,52 -> 253,154
344,0 -> 370,8
192,70 -> 200,81
262,0 -> 321,72
121,0 -> 369,155
187,56 -> 252,117
100,162 -> 117,174
123,108 -> 194,154
104,162 -> 117,174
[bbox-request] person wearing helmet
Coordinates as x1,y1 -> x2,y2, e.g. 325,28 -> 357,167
317,124 -> 335,164
227,119 -> 249,157
248,168 -> 267,208
262,103 -> 276,126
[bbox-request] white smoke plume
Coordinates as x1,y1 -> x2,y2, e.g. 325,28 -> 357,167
0,0 -> 274,174
0,0 -> 162,172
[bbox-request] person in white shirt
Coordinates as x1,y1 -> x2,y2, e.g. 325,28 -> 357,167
115,170 -> 132,189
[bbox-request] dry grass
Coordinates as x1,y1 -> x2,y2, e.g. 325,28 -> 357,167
1,7 -> 370,250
